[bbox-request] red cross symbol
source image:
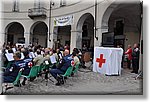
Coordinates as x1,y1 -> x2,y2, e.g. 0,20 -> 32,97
71,61 -> 75,66
96,54 -> 106,68
28,62 -> 33,68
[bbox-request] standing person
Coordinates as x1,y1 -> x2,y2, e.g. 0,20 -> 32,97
131,43 -> 140,74
125,45 -> 132,69
82,44 -> 88,53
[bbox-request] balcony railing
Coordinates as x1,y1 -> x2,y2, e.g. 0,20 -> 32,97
28,7 -> 47,19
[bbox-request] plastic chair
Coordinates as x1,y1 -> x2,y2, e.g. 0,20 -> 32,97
21,66 -> 38,79
72,63 -> 80,74
60,66 -> 73,83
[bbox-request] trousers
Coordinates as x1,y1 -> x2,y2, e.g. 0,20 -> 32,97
50,68 -> 65,79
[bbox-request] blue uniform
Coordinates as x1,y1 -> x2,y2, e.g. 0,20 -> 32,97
22,57 -> 33,75
50,54 -> 73,79
3,60 -> 27,83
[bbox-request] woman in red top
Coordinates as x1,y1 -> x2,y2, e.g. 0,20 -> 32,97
125,45 -> 132,69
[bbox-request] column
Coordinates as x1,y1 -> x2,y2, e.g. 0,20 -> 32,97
48,33 -> 57,48
94,26 -> 108,47
24,32 -> 30,47
70,30 -> 82,53
0,32 -> 5,67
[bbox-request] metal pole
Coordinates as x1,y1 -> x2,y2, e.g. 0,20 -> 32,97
95,0 -> 98,40
49,0 -> 52,42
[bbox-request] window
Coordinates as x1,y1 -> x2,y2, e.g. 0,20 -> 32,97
34,0 -> 40,8
12,0 -> 19,12
60,0 -> 66,7
114,19 -> 124,35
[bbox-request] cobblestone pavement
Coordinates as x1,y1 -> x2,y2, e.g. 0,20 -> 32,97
3,68 -> 142,95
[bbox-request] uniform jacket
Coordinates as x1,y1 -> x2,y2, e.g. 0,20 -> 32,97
4,60 -> 27,78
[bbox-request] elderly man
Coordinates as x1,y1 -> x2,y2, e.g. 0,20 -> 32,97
131,43 -> 140,74
50,49 -> 72,86
3,51 -> 27,83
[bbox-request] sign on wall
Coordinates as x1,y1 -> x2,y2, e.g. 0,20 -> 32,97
54,15 -> 73,26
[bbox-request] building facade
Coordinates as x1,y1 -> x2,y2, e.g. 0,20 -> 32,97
0,0 -> 142,52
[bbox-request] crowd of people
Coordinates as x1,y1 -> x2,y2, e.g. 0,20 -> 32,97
1,43 -> 81,86
1,42 -> 141,89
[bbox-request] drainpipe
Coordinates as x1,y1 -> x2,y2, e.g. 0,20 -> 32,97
95,0 -> 98,41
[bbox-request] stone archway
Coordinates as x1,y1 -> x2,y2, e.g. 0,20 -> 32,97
30,21 -> 48,47
76,13 -> 94,50
5,22 -> 25,45
101,1 -> 142,50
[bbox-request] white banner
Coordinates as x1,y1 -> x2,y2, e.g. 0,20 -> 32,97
54,15 -> 73,26
93,47 -> 123,75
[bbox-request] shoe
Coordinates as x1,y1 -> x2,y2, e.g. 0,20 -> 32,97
6,86 -> 13,90
14,84 -> 20,87
64,76 -> 67,79
60,78 -> 64,84
131,71 -> 135,73
55,82 -> 61,86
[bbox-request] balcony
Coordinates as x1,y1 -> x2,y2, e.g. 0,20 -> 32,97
28,7 -> 47,19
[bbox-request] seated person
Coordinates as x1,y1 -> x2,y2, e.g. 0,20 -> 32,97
33,49 -> 44,66
2,51 -> 27,84
43,49 -> 50,61
71,51 -> 80,76
56,49 -> 63,61
21,49 -> 33,85
50,49 -> 72,86
22,49 -> 33,75
72,51 -> 80,65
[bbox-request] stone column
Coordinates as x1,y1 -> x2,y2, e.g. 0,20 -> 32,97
70,30 -> 82,53
48,33 -> 57,49
0,32 -> 5,67
94,26 -> 109,47
24,32 -> 30,47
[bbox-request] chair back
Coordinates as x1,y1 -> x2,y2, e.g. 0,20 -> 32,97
13,68 -> 23,85
73,63 -> 80,73
28,66 -> 38,78
63,66 -> 73,77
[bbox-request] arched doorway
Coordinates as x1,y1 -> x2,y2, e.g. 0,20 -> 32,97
77,13 -> 94,50
5,22 -> 24,45
101,2 -> 142,50
54,25 -> 71,50
30,21 -> 48,47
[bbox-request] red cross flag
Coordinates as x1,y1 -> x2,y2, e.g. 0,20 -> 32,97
93,47 -> 123,75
